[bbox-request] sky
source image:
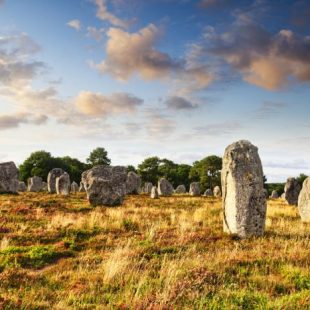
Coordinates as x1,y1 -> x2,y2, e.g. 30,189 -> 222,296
0,0 -> 309,182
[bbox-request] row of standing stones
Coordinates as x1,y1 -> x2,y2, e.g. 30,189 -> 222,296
0,140 -> 309,238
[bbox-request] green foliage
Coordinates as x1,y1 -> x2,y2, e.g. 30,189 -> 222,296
60,156 -> 88,183
86,147 -> 111,167
137,156 -> 161,185
296,173 -> 308,187
127,165 -> 137,173
266,183 -> 285,196
190,155 -> 222,191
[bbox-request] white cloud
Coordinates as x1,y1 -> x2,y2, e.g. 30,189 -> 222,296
67,19 -> 82,31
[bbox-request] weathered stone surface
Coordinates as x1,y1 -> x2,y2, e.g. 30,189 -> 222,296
82,165 -> 127,206
189,182 -> 201,196
42,182 -> 48,191
79,181 -> 86,192
0,162 -> 19,194
158,178 -> 174,196
27,176 -> 43,192
126,172 -> 141,195
222,140 -> 267,238
71,181 -> 79,193
263,188 -> 268,199
175,185 -> 186,194
204,189 -> 213,197
270,190 -> 279,199
47,168 -> 65,193
150,186 -> 159,199
56,172 -> 71,196
284,177 -> 301,205
144,182 -> 153,194
281,193 -> 285,199
17,181 -> 27,192
213,186 -> 222,198
298,177 -> 310,222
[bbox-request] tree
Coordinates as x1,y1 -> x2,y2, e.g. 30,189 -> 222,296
60,156 -> 88,183
86,147 -> 111,167
296,173 -> 308,187
190,155 -> 222,191
127,165 -> 137,173
175,164 -> 192,190
137,157 -> 160,185
19,151 -> 58,182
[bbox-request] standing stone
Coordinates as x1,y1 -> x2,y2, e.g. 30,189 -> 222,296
82,166 -> 127,206
298,177 -> 310,222
284,177 -> 301,205
17,181 -> 27,192
0,162 -> 19,194
47,168 -> 64,193
79,181 -> 86,192
270,190 -> 279,199
71,181 -> 79,193
213,186 -> 222,198
126,172 -> 141,195
150,186 -> 159,199
175,185 -> 186,194
144,182 -> 153,194
189,182 -> 201,196
158,178 -> 174,196
56,172 -> 71,196
204,189 -> 213,197
42,182 -> 48,192
27,176 -> 43,192
222,140 -> 267,238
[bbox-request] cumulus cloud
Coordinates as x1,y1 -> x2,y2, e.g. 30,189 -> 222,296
0,113 -> 48,130
87,26 -> 105,41
75,91 -> 143,117
67,19 -> 81,31
206,18 -> 310,90
164,96 -> 197,110
94,0 -> 128,28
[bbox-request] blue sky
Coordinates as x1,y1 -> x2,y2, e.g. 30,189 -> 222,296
0,0 -> 309,182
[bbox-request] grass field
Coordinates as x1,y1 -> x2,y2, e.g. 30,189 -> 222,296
0,193 -> 310,309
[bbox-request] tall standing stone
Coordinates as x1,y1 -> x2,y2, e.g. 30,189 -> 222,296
82,165 -> 127,206
284,177 -> 301,205
71,181 -> 79,193
175,185 -> 186,194
189,182 -> 201,196
0,162 -> 19,194
150,186 -> 159,199
158,178 -> 174,196
27,176 -> 43,192
126,172 -> 141,195
213,186 -> 222,198
56,172 -> 71,196
47,168 -> 64,193
222,140 -> 267,238
298,177 -> 310,222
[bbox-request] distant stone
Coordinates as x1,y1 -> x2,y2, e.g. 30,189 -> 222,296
17,181 -> 27,192
27,176 -> 43,192
79,181 -> 86,192
189,182 -> 201,196
263,188 -> 269,199
175,185 -> 186,194
82,165 -> 127,206
222,140 -> 267,238
281,193 -> 285,199
213,186 -> 222,198
126,172 -> 141,195
284,177 -> 301,205
0,162 -> 19,194
204,189 -> 213,197
42,182 -> 48,192
47,168 -> 65,193
56,172 -> 71,196
71,181 -> 79,193
158,178 -> 174,196
298,177 -> 310,222
270,190 -> 279,199
150,186 -> 159,199
144,182 -> 153,194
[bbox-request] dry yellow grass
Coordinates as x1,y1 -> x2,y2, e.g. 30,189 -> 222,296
0,193 -> 309,309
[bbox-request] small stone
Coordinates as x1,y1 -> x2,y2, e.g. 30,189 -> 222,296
204,189 -> 213,197
17,181 -> 27,192
79,181 -> 86,192
47,168 -> 65,193
27,176 -> 43,192
270,190 -> 279,199
189,182 -> 201,196
284,177 -> 301,205
298,177 -> 310,222
175,185 -> 186,194
126,172 -> 141,195
71,181 -> 79,193
42,182 -> 48,191
56,172 -> 71,196
0,162 -> 19,194
213,186 -> 222,197
150,186 -> 159,199
158,178 -> 174,196
144,182 -> 153,194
